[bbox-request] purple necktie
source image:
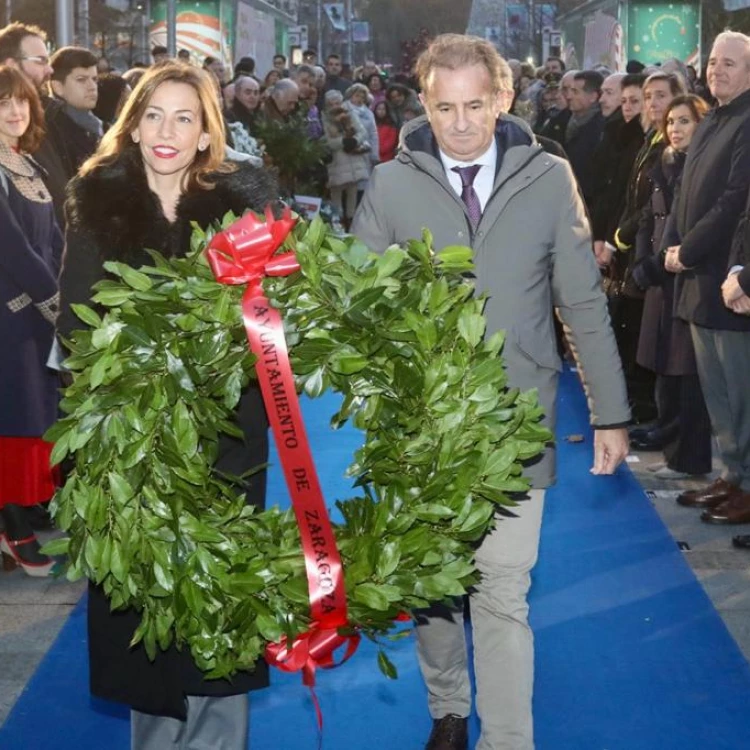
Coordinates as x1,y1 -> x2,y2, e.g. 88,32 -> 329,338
451,164 -> 482,228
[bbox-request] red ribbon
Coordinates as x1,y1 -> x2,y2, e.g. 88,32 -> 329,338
206,208 -> 359,693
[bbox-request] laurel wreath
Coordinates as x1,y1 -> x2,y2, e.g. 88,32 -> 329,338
44,215 -> 551,680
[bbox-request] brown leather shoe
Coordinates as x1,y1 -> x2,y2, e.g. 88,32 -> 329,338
677,478 -> 740,508
701,491 -> 750,525
424,715 -> 468,750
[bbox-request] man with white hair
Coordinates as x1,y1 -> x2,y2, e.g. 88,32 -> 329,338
664,31 -> 750,521
262,77 -> 299,121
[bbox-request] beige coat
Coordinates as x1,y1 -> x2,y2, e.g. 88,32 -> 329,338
323,102 -> 372,187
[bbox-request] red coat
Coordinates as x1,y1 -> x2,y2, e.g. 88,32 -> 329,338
377,122 -> 399,162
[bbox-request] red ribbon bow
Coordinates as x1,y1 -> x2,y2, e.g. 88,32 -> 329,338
265,626 -> 361,687
206,207 -> 359,709
206,205 -> 299,292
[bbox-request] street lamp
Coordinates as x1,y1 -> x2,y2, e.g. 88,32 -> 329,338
56,0 -> 74,46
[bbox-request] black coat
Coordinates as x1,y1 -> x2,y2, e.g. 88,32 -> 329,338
590,111 -> 645,243
608,130 -> 665,299
633,150 -> 696,375
226,99 -> 260,134
617,130 -> 666,250
44,99 -> 101,184
58,147 -> 279,719
672,88 -> 750,331
33,96 -> 72,230
564,108 -> 605,208
537,106 -> 570,146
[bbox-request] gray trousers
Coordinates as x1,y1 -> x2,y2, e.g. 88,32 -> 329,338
131,694 -> 249,750
691,325 -> 750,490
416,489 -> 546,750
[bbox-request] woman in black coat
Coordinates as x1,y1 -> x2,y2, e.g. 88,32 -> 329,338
58,63 -> 278,750
0,67 -> 63,577
632,95 -> 712,478
613,72 -> 687,426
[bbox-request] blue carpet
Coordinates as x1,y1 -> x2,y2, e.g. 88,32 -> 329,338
3,369 -> 750,749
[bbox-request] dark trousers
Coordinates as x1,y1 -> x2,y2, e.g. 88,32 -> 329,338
691,325 -> 750,489
656,373 -> 712,474
609,295 -> 656,423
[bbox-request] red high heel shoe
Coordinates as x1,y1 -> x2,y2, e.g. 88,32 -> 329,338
0,532 -> 61,577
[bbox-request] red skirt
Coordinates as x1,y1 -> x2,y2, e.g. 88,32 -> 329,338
0,437 -> 60,508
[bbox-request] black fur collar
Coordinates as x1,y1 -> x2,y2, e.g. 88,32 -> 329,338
65,145 -> 278,261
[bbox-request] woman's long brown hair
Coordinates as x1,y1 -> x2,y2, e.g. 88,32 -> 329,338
0,65 -> 45,153
80,62 -> 233,191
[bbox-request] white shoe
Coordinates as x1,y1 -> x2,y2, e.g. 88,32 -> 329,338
653,466 -> 689,480
647,461 -> 667,473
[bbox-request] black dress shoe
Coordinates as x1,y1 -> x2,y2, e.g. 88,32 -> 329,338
629,431 -> 666,451
628,424 -> 656,441
732,535 -> 750,549
425,715 -> 468,750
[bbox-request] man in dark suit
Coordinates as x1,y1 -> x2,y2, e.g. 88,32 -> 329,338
565,70 -> 605,209
666,31 -> 750,520
538,68 -> 576,145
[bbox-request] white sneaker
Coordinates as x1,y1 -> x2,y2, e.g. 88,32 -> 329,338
653,466 -> 689,480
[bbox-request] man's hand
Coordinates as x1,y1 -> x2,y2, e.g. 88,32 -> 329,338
722,272 -> 745,307
591,428 -> 629,475
664,245 -> 685,273
730,293 -> 750,315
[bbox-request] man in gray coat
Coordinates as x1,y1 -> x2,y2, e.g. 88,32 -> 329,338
352,34 -> 630,750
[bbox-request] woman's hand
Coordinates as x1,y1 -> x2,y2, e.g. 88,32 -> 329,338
593,241 -> 613,269
664,245 -> 685,273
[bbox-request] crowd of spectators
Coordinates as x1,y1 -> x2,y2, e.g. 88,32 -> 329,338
504,38 -> 750,546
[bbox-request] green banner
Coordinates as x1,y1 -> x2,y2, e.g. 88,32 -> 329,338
627,2 -> 700,67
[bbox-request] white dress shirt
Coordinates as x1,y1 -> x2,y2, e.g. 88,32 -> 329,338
439,139 -> 497,212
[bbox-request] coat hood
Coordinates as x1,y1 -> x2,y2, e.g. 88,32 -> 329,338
398,112 -> 534,156
396,112 -> 543,189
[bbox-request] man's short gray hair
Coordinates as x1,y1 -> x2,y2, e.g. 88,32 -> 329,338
271,78 -> 298,96
712,30 -> 750,68
235,75 -> 259,92
604,72 -> 626,87
294,64 -> 316,79
415,33 -> 507,94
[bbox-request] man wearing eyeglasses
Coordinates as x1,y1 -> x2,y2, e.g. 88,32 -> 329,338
0,22 -> 70,227
0,22 -> 53,87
